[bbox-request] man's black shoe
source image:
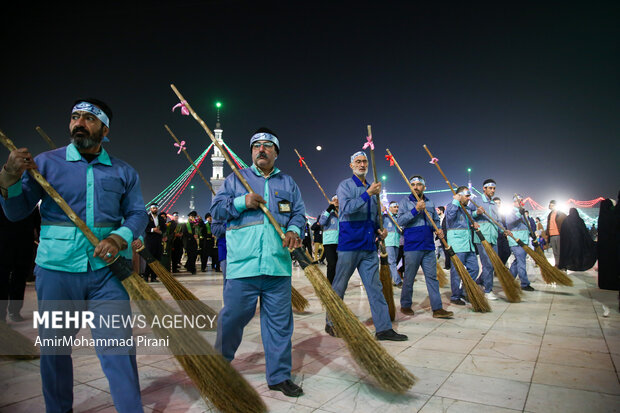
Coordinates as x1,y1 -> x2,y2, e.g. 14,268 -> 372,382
325,324 -> 339,338
450,298 -> 466,306
522,285 -> 535,291
375,329 -> 408,341
268,379 -> 303,397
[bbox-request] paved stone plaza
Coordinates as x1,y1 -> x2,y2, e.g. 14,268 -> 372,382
2,251 -> 619,412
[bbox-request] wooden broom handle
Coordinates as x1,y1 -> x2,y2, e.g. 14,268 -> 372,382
35,127 -> 57,149
164,124 -> 215,195
385,148 -> 449,249
294,148 -> 330,204
422,144 -> 481,230
0,130 -> 100,247
367,125 -> 384,232
170,84 -> 287,241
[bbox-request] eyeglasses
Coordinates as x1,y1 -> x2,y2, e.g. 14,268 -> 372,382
252,141 -> 275,149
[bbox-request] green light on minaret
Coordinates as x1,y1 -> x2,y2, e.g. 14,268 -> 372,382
215,102 -> 222,108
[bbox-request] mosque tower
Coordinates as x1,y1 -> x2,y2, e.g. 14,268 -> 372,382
210,103 -> 225,195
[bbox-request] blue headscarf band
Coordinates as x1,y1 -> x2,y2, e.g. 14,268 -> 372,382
483,182 -> 496,188
250,132 -> 280,151
457,189 -> 472,196
410,177 -> 425,185
72,101 -> 110,142
350,151 -> 367,163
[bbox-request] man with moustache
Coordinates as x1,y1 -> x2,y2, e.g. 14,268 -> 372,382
211,128 -> 306,397
397,175 -> 453,318
472,179 -> 502,300
0,98 -> 147,412
325,151 -> 407,341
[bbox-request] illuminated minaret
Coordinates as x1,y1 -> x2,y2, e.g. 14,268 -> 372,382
210,102 -> 225,195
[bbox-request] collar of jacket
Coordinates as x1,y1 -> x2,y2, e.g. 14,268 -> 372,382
351,174 -> 370,188
250,163 -> 280,178
66,143 -> 111,166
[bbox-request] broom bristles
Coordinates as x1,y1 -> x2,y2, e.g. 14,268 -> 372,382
141,256 -> 219,323
291,286 -> 310,312
379,256 -> 396,321
300,262 -> 416,393
122,274 -> 267,413
436,262 -> 447,288
449,254 -> 491,312
0,322 -> 40,360
522,245 -> 573,286
533,245 -> 551,283
481,240 -> 522,303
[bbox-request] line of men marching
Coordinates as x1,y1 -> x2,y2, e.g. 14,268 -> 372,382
0,97 -> 540,411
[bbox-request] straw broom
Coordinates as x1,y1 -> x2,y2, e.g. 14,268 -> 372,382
443,182 -> 524,298
170,85 -> 416,392
479,195 -> 572,286
36,127 -> 221,323
366,125 -> 396,321
166,124 -> 308,312
423,146 -> 520,302
386,149 -> 491,312
422,142 -> 522,303
0,130 -> 266,413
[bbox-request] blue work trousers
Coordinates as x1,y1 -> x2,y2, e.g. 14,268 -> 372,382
401,250 -> 442,311
34,264 -> 143,413
216,275 -> 293,386
509,246 -> 531,287
450,252 -> 479,301
476,243 -> 496,293
386,246 -> 401,285
328,250 -> 392,333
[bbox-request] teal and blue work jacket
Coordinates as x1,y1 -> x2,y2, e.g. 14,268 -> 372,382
336,175 -> 380,251
0,144 -> 148,272
446,199 -> 477,253
318,208 -> 339,245
210,164 -> 306,279
397,194 -> 440,251
383,213 -> 401,248
473,194 -> 500,245
505,208 -> 530,247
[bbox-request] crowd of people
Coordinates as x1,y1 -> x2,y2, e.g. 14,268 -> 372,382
0,97 -> 618,411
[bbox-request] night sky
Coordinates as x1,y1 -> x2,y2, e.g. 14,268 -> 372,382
1,1 -> 618,218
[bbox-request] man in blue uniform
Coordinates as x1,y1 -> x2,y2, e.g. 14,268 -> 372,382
505,194 -> 535,291
325,151 -> 407,341
397,176 -> 453,318
472,179 -> 501,300
446,186 -> 483,305
384,201 -> 402,287
318,195 -> 339,284
211,128 -> 306,397
0,98 -> 148,413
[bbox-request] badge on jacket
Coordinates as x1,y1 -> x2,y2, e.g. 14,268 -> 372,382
278,200 -> 291,213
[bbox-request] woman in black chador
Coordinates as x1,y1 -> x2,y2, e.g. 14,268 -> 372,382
597,197 -> 620,291
558,208 -> 597,271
